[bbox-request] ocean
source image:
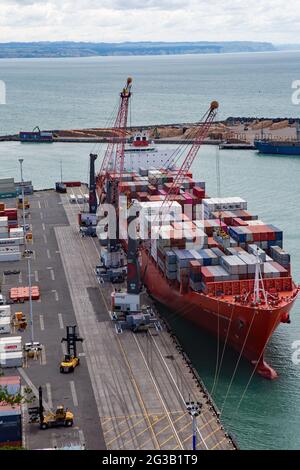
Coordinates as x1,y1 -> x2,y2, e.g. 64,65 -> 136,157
0,51 -> 300,450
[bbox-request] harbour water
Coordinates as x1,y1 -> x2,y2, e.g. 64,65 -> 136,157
0,51 -> 300,449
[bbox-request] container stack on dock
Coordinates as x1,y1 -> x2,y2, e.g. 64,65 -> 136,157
0,178 -> 17,200
0,203 -> 22,262
0,376 -> 22,448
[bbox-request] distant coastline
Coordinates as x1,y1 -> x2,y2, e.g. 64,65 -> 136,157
0,40 -> 282,59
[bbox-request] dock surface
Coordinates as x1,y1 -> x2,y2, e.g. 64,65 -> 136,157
1,188 -> 236,450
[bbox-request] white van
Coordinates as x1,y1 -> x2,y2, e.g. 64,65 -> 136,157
76,195 -> 84,204
69,194 -> 76,204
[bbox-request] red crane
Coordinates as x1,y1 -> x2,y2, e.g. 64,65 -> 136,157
96,77 -> 133,202
161,100 -> 219,210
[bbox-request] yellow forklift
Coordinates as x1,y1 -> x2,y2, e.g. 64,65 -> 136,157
60,325 -> 84,373
28,386 -> 74,430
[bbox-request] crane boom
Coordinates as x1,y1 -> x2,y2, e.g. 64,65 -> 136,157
96,77 -> 132,200
162,101 -> 218,209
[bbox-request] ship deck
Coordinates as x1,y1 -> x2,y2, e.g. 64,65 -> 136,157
0,187 -> 236,450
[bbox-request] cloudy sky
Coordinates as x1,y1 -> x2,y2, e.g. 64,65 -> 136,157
0,0 -> 299,43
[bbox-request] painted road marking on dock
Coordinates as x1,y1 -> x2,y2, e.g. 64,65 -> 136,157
46,383 -> 53,409
210,436 -> 227,450
43,234 -> 47,244
133,334 -> 184,450
42,223 -> 45,231
40,212 -> 43,219
18,272 -> 22,284
38,201 -> 41,209
58,313 -> 64,329
47,249 -> 51,259
149,331 -> 209,450
70,381 -> 79,407
52,289 -> 59,301
41,346 -> 47,365
61,342 -> 67,355
78,429 -> 85,448
34,270 -> 39,282
39,314 -> 45,331
50,269 -> 55,281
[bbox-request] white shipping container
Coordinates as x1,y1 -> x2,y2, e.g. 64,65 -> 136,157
0,336 -> 22,353
0,252 -> 22,262
0,216 -> 8,226
0,317 -> 11,334
0,351 -> 23,368
10,228 -> 24,238
0,305 -> 11,318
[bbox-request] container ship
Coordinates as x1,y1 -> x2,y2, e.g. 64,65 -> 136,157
95,79 -> 299,380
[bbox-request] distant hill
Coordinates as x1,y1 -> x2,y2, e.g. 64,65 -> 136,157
0,41 -> 276,58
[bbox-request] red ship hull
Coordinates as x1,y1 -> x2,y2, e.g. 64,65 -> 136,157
141,250 -> 299,379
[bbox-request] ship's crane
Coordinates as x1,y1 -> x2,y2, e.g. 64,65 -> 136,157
141,101 -> 219,280
96,77 -> 133,204
161,101 -> 218,211
96,78 -> 133,271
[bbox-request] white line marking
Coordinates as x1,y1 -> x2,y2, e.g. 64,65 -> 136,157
78,429 -> 85,448
61,342 -> 67,355
42,223 -> 45,231
51,290 -> 59,301
46,383 -> 53,409
38,201 -> 41,209
39,314 -> 44,331
17,368 -> 51,412
70,381 -> 79,407
40,212 -> 43,220
47,249 -> 51,259
34,270 -> 39,282
58,313 -> 64,329
50,269 -> 55,281
41,346 -> 47,365
43,234 -> 47,244
18,272 -> 22,284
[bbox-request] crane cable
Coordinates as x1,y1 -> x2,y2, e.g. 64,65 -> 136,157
220,308 -> 258,417
210,146 -> 222,397
226,308 -> 283,428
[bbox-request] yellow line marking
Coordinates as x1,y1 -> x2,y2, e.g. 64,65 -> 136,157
182,433 -> 193,444
106,416 -> 146,446
204,426 -> 220,442
104,417 -> 129,435
159,434 -> 177,447
172,413 -> 187,425
156,423 -> 171,437
177,421 -> 192,434
210,436 -> 227,450
119,414 -> 167,449
101,417 -> 113,426
199,417 -> 215,431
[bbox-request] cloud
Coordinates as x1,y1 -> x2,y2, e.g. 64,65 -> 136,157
0,0 -> 299,43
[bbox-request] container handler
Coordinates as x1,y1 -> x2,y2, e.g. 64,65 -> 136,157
60,325 -> 83,373
28,386 -> 74,430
